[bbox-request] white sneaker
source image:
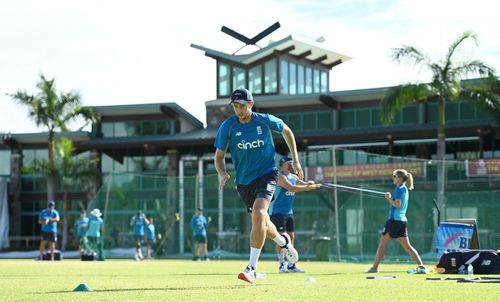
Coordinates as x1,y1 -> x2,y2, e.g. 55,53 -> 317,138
238,265 -> 256,284
281,233 -> 299,264
279,263 -> 289,273
287,264 -> 305,273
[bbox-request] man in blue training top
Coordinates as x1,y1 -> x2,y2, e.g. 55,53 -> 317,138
130,210 -> 149,260
38,201 -> 60,260
190,208 -> 211,261
271,156 -> 321,273
87,208 -> 104,260
214,87 -> 303,284
145,217 -> 156,260
74,210 -> 89,258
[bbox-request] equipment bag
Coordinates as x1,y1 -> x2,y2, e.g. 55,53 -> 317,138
437,250 -> 500,274
42,250 -> 63,261
81,252 -> 97,261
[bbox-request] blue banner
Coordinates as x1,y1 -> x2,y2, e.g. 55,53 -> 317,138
436,222 -> 474,257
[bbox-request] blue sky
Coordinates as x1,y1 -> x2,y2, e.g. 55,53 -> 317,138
1,0 -> 499,133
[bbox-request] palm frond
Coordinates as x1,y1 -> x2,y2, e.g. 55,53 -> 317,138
391,45 -> 430,68
380,83 -> 435,124
452,60 -> 497,79
461,80 -> 500,120
444,31 -> 477,71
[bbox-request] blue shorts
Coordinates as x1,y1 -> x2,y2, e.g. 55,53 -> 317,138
236,170 -> 278,213
41,232 -> 57,242
382,219 -> 408,238
270,213 -> 295,233
194,234 -> 207,244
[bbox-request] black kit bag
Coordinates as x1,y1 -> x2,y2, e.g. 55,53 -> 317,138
437,250 -> 500,274
42,250 -> 63,261
81,252 -> 97,261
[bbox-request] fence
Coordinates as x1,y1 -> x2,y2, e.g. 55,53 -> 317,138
85,148 -> 500,261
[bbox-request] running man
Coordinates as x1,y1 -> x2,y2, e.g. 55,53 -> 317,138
271,156 -> 321,273
214,87 -> 303,284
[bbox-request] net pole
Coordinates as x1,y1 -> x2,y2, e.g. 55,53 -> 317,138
333,146 -> 341,262
179,159 -> 184,254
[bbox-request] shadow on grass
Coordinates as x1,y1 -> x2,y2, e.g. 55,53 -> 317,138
36,284 -> 270,294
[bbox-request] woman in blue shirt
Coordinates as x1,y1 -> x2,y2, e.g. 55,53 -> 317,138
367,169 -> 426,274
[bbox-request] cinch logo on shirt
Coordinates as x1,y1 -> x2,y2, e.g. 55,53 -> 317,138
237,139 -> 265,150
285,191 -> 295,196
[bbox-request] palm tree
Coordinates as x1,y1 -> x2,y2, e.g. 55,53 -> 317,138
56,138 -> 99,250
8,74 -> 96,202
379,31 -> 500,219
23,138 -> 99,250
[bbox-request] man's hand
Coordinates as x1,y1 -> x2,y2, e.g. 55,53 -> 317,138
218,173 -> 230,190
208,216 -> 212,223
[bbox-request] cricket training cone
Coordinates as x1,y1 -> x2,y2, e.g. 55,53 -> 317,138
73,283 -> 93,292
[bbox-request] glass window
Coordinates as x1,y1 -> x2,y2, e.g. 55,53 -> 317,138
313,69 -> 320,93
341,110 -> 355,128
289,63 -> 297,95
248,65 -> 262,94
264,59 -> 277,93
303,113 -> 316,131
317,112 -> 331,129
357,110 -> 370,127
317,150 -> 331,165
22,149 -> 47,167
218,62 -> 230,97
402,106 -> 417,124
287,114 -> 301,130
101,122 -> 113,137
280,60 -> 288,95
297,65 -> 305,94
446,102 -> 459,121
371,108 -> 382,127
0,150 -> 10,175
305,67 -> 312,94
101,153 -> 113,173
427,103 -> 438,123
460,103 -> 475,120
157,120 -> 172,135
320,71 -> 328,93
232,67 -> 246,91
114,122 -> 127,137
22,150 -> 35,167
142,121 -> 155,135
128,121 -> 141,136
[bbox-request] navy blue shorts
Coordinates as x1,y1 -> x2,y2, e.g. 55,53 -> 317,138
382,219 -> 408,238
41,232 -> 57,242
270,213 -> 295,233
236,170 -> 278,213
194,234 -> 207,244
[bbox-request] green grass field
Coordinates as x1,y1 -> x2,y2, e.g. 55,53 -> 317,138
0,259 -> 498,302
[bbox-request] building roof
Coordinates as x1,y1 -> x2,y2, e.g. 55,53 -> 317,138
205,86 -> 391,108
191,35 -> 351,68
1,131 -> 90,145
94,102 -> 203,128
